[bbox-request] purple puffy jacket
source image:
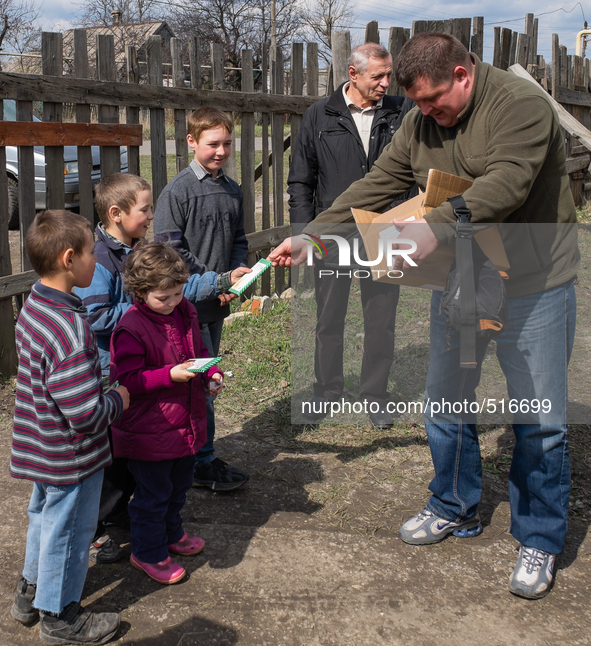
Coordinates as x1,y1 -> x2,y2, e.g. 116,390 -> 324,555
110,298 -> 220,461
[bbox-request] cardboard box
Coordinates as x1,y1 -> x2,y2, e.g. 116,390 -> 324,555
352,169 -> 510,289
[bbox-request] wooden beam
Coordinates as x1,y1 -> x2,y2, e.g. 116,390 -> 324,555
555,85 -> 591,107
0,270 -> 37,299
0,223 -> 293,300
246,225 -> 291,253
510,63 -> 591,152
566,154 -> 590,174
0,122 -> 142,146
0,72 -> 316,114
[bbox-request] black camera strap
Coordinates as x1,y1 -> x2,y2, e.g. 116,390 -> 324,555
447,194 -> 477,368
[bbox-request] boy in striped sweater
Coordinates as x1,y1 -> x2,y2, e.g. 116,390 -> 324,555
10,210 -> 130,645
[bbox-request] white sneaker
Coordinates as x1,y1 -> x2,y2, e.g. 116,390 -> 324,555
398,507 -> 482,545
509,545 -> 556,599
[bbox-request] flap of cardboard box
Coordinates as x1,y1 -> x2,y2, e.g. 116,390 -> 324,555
423,169 -> 474,208
350,169 -> 510,288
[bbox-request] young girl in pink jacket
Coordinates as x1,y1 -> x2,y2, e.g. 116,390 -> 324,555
110,242 -> 223,584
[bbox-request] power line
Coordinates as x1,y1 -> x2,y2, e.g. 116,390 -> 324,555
485,3 -> 586,26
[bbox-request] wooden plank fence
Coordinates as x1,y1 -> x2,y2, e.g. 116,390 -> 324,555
2,16 -> 591,376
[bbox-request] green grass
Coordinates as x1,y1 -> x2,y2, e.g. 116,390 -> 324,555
216,299 -> 291,417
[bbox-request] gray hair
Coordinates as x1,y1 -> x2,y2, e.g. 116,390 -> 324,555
348,43 -> 392,75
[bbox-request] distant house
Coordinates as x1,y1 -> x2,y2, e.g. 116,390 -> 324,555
2,16 -> 176,79
61,16 -> 176,79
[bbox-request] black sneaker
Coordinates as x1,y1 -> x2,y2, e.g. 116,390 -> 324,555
368,408 -> 394,429
40,601 -> 120,645
11,577 -> 38,625
89,535 -> 124,564
193,457 -> 249,491
302,396 -> 328,423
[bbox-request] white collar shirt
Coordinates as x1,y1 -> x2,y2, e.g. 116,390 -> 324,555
342,82 -> 383,157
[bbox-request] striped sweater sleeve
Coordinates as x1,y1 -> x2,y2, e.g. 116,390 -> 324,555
46,344 -> 123,434
10,291 -> 123,484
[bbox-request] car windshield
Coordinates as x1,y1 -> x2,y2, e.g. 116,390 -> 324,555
3,100 -> 41,122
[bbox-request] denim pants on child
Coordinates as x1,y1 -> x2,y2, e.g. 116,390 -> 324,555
423,280 -> 576,555
22,469 -> 103,614
194,319 -> 224,466
127,455 -> 195,563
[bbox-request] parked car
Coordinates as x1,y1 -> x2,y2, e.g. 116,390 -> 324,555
4,100 -> 128,229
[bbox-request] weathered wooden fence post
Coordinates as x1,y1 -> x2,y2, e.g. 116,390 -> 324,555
73,29 -> 94,224
271,45 -> 285,295
471,17 -> 484,59
260,43 -> 271,297
509,31 -> 518,67
493,26 -> 501,68
388,27 -> 409,96
365,21 -> 380,44
171,37 -> 188,174
291,43 -> 304,146
332,31 -> 351,87
241,48 -> 256,252
189,35 -> 201,90
0,96 -> 17,377
125,45 -> 141,177
42,32 -> 65,210
300,42 -> 319,290
16,80 -> 35,272
146,35 -> 167,203
96,34 -> 120,178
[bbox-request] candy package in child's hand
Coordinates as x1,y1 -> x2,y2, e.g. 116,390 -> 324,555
185,357 -> 222,373
229,259 -> 272,295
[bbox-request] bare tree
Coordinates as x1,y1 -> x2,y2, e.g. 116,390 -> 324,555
300,0 -> 355,64
76,0 -> 161,27
167,0 -> 303,84
0,0 -> 41,70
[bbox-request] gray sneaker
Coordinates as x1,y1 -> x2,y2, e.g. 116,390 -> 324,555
509,545 -> 556,599
399,507 -> 482,545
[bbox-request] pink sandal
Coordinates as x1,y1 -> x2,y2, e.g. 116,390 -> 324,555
168,532 -> 205,556
130,553 -> 186,584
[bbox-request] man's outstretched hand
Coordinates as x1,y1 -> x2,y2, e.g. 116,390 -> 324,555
268,235 -> 308,267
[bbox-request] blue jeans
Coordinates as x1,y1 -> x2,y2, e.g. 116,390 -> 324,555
424,281 -> 576,554
195,319 -> 224,466
22,470 -> 103,614
127,456 -> 194,563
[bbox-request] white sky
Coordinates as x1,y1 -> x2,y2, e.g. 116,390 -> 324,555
34,0 -> 589,63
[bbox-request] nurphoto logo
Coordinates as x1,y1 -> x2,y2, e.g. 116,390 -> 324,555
305,233 -> 418,279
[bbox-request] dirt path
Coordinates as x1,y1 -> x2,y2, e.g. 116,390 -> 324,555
1,382 -> 590,646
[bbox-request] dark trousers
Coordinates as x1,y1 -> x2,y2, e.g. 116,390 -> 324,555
313,260 -> 399,406
127,455 -> 195,563
194,319 -> 224,466
96,457 -> 135,533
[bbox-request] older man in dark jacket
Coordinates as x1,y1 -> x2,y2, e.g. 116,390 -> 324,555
288,42 -> 414,427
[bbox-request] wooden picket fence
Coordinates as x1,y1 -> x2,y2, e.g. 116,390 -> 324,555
2,15 -> 591,376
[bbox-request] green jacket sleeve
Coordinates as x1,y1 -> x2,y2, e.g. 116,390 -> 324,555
425,93 -> 557,244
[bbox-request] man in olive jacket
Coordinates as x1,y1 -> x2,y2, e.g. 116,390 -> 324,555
289,42 -> 414,427
271,33 -> 579,600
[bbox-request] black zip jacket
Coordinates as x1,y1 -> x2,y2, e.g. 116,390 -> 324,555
288,82 -> 415,226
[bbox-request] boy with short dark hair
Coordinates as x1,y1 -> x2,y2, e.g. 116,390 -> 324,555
10,210 -> 130,645
154,107 -> 250,491
76,172 -> 251,562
